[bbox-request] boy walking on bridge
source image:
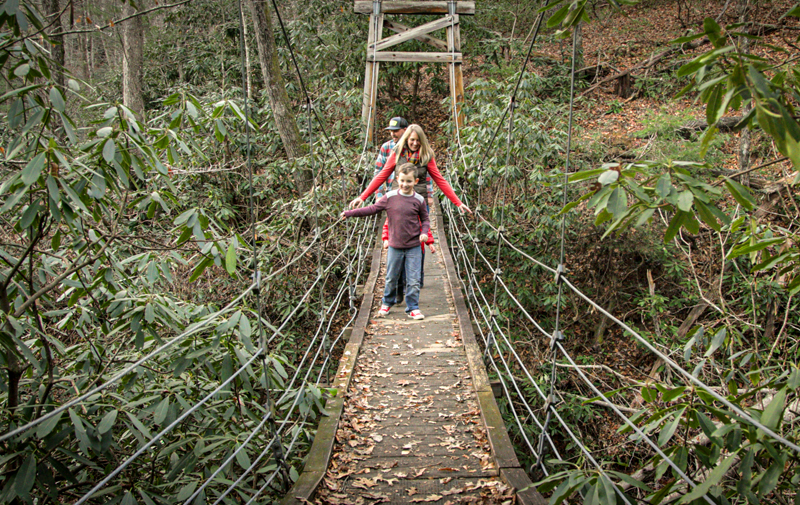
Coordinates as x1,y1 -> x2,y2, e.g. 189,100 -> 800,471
342,163 -> 429,320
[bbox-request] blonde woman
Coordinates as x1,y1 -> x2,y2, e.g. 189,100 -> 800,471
349,124 -> 472,214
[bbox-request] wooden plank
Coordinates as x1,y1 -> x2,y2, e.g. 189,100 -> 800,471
354,1 -> 475,15
373,15 -> 454,51
303,397 -> 344,472
367,51 -> 462,63
501,468 -> 547,505
333,343 -> 360,391
384,19 -> 447,50
478,390 -> 521,470
281,470 -> 324,505
361,13 -> 384,144
446,14 -> 465,131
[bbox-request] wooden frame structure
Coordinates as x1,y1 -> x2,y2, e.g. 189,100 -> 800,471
355,1 -> 474,143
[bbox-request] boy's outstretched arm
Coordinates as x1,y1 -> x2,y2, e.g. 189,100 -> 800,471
343,196 -> 388,219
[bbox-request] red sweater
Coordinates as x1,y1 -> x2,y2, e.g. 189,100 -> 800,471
360,150 -> 463,207
344,190 -> 430,249
383,218 -> 433,252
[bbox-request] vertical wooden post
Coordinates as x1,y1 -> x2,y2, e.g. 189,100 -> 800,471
361,1 -> 383,145
446,1 -> 465,137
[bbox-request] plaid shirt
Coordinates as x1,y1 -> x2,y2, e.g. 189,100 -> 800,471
375,145 -> 433,200
374,140 -> 395,199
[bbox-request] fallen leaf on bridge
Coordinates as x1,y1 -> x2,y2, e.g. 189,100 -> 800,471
411,494 -> 443,503
351,477 -> 378,489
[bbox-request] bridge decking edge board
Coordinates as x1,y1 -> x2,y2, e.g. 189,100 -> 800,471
433,199 -> 547,505
280,223 -> 383,505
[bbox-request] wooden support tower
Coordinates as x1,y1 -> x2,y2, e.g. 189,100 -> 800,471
355,1 -> 474,144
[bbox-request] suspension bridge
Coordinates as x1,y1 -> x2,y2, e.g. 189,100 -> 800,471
3,1 -> 797,504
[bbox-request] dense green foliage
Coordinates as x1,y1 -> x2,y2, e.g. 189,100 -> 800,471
1,0 -> 799,504
448,2 -> 800,504
0,1 -> 373,503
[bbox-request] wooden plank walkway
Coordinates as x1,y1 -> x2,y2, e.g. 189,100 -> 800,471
282,203 -> 544,505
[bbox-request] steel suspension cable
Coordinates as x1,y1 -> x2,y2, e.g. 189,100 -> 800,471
470,9 -> 545,187
533,19 -> 580,477
561,276 -> 800,454
74,351 -> 263,505
444,192 -> 583,465
555,342 -> 716,504
238,0 -> 291,491
216,225 -> 371,503
0,282 -> 256,444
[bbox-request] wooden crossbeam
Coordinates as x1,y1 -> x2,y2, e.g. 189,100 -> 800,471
367,51 -> 462,63
383,19 -> 447,50
372,15 -> 455,51
354,1 -> 475,15
357,1 -> 469,143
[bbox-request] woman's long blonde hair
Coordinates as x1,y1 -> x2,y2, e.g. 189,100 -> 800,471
394,124 -> 434,166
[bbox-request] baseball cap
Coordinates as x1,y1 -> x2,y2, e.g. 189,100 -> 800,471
384,117 -> 409,130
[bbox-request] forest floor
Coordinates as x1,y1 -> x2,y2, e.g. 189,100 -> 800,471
370,0 -> 800,470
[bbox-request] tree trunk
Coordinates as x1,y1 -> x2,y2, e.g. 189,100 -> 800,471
81,0 -> 92,81
43,0 -> 66,140
122,1 -> 145,119
246,0 -> 311,193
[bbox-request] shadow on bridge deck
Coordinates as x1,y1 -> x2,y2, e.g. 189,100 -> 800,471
282,202 -> 545,505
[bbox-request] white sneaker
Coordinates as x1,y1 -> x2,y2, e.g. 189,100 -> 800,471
407,309 -> 424,320
377,305 -> 391,317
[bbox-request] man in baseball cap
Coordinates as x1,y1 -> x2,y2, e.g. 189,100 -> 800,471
385,116 -> 409,134
375,117 -> 408,198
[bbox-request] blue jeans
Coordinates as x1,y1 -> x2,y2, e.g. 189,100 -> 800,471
392,202 -> 430,301
384,245 -> 422,312
395,248 -> 424,302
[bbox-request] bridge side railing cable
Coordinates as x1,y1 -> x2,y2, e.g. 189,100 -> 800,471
0,282 -> 256,444
210,220 -> 379,503
444,215 -> 561,463
209,1 -> 386,503
443,192 -> 634,505
448,165 -> 800,453
439,7 -> 798,503
446,157 -> 799,500
205,268 -> 362,505
67,0 -> 385,500
0,216 -> 368,500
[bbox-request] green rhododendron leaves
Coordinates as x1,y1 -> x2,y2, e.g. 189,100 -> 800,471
21,152 -> 45,186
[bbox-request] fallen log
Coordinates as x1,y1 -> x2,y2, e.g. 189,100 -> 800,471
676,116 -> 744,138
580,37 -> 711,96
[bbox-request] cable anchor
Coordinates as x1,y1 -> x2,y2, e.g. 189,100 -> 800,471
549,330 -> 564,350
483,330 -> 496,361
493,267 -> 503,280
554,263 -> 565,285
252,270 -> 262,295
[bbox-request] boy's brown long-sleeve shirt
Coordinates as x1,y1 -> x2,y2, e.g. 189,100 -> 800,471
344,190 -> 430,249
